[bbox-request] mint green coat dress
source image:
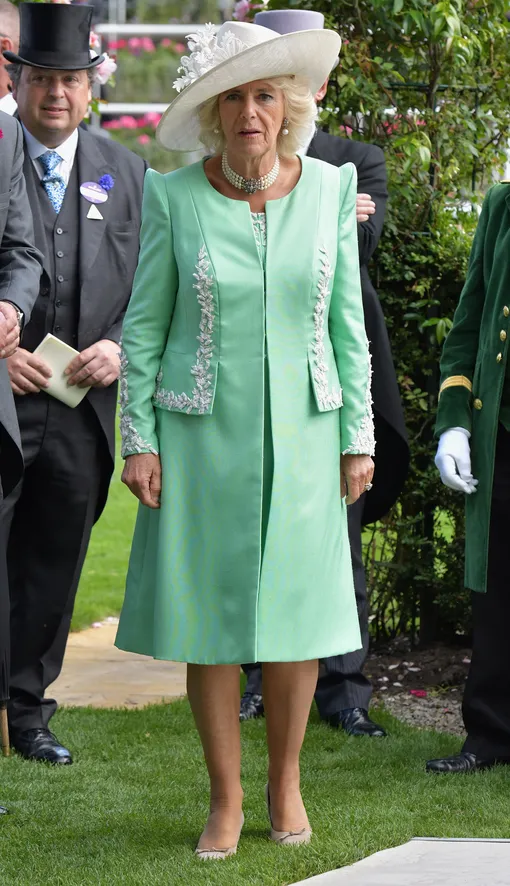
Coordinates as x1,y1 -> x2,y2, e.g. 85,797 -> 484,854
115,157 -> 375,665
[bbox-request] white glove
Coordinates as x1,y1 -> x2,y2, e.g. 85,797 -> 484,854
435,428 -> 478,494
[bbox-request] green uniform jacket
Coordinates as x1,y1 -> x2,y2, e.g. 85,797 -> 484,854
116,158 -> 374,664
436,183 -> 510,592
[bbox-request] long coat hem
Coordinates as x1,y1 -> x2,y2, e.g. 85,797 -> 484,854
113,637 -> 363,666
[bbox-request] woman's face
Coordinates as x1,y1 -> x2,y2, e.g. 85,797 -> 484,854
218,79 -> 285,158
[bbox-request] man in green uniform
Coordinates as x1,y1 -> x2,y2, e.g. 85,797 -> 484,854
428,180 -> 510,773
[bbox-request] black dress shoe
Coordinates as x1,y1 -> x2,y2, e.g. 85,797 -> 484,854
426,751 -> 504,773
328,707 -> 387,737
0,805 -> 9,815
239,692 -> 264,721
11,728 -> 73,765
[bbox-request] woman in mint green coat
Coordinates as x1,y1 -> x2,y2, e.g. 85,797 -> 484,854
116,20 -> 375,858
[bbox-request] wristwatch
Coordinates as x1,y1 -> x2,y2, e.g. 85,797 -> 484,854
0,301 -> 24,332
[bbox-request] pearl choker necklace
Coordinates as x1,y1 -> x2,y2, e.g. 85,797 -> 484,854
222,151 -> 280,195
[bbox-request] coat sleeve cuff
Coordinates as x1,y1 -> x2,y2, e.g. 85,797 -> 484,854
435,383 -> 473,438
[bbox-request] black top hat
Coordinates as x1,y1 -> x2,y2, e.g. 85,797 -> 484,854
3,3 -> 104,70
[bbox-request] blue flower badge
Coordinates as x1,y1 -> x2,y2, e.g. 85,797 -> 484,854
80,175 -> 115,206
98,174 -> 115,192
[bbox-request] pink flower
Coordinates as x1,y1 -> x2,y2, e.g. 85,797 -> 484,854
160,38 -> 173,49
102,120 -> 123,130
140,37 -> 155,53
117,115 -> 138,129
108,39 -> 127,51
143,111 -> 162,128
128,37 -> 142,54
410,689 -> 427,698
89,30 -> 101,53
0,129 -> 3,139
233,0 -> 251,21
174,43 -> 186,53
95,53 -> 117,86
137,134 -> 151,145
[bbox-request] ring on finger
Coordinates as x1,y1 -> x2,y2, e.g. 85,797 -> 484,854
364,482 -> 373,492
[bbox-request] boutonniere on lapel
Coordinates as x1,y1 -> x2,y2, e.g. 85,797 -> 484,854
0,130 -> 3,140
80,174 -> 115,221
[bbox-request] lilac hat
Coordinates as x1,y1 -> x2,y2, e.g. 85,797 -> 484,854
253,9 -> 325,34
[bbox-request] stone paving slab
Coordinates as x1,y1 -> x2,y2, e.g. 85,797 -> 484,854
290,839 -> 510,885
50,622 -> 187,707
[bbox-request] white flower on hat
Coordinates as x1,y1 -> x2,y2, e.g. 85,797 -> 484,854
95,52 -> 117,86
173,23 -> 249,93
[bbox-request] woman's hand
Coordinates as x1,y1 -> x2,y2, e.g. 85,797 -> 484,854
122,453 -> 162,509
340,454 -> 374,505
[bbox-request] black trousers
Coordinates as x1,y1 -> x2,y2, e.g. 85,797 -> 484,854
3,394 -> 108,732
243,494 -> 372,716
462,425 -> 510,760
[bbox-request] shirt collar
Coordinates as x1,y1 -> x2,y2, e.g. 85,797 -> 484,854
0,93 -> 17,115
22,124 -> 79,165
298,125 -> 317,158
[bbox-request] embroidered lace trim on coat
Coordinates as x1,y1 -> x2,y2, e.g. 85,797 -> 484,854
312,247 -> 343,410
342,338 -> 376,456
153,245 -> 215,415
119,351 -> 158,457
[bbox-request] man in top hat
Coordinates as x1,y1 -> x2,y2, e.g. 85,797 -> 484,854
2,2 -> 146,765
0,108 -> 42,813
240,8 -> 409,738
0,1 -> 18,115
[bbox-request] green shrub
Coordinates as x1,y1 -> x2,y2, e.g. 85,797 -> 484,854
269,0 -> 510,642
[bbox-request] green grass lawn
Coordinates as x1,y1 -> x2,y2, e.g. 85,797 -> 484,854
1,703 -> 509,885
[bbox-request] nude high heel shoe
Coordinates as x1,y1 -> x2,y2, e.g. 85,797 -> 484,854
195,812 -> 245,861
265,784 -> 312,846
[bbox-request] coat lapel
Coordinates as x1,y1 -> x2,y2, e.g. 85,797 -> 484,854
22,148 -> 52,280
77,128 -> 117,287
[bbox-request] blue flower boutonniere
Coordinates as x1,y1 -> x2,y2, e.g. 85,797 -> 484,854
98,174 -> 115,191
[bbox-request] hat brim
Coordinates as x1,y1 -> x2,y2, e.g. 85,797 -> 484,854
3,51 -> 105,71
156,29 -> 340,152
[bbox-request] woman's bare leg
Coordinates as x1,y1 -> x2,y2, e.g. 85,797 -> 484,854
187,663 -> 244,850
263,659 -> 318,831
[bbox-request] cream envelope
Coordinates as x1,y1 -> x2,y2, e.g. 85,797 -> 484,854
33,333 -> 91,408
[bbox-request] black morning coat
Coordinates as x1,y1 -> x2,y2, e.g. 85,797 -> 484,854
21,125 -> 147,518
308,130 -> 409,523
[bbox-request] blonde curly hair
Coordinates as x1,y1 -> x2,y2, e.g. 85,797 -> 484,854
197,75 -> 317,158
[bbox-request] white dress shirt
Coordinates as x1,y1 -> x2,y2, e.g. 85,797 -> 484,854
298,126 -> 316,158
0,92 -> 17,115
22,125 -> 79,186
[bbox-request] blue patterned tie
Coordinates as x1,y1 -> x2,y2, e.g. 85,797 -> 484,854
39,150 -> 66,214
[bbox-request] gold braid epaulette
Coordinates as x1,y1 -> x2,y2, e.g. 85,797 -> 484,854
438,375 -> 473,399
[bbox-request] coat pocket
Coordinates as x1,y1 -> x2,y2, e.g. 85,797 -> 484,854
152,350 -> 218,416
307,344 -> 343,413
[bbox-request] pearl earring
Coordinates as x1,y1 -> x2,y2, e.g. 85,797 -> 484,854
282,117 -> 289,136
214,128 -> 220,134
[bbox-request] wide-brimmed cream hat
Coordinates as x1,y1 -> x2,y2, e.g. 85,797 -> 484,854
156,21 -> 341,152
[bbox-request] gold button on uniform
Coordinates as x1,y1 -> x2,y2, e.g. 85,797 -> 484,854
500,330 -> 507,342
474,398 -> 483,410
497,353 -> 503,363
504,306 -> 510,317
